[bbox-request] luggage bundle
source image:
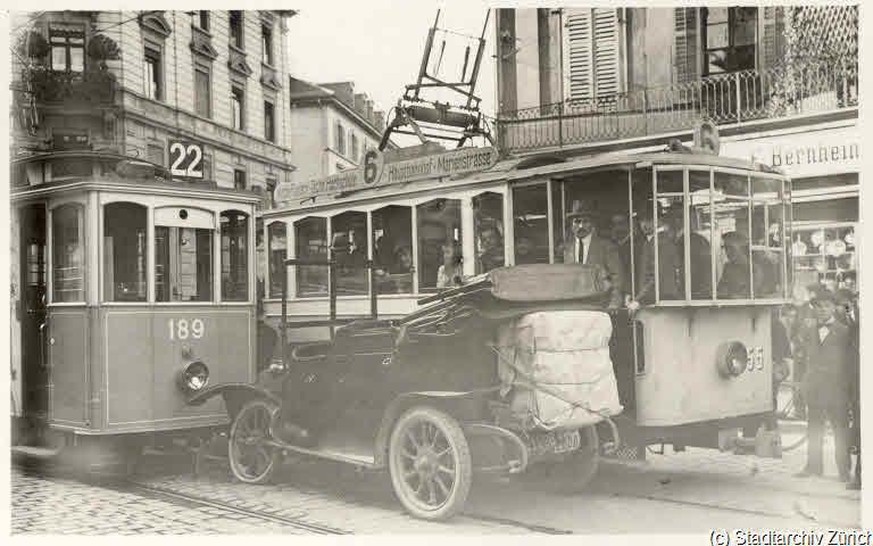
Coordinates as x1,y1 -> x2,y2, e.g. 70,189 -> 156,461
496,310 -> 623,431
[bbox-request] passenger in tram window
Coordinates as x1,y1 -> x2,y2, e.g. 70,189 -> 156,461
716,231 -> 752,298
477,224 -> 504,273
391,245 -> 413,274
436,241 -> 464,289
662,207 -> 712,298
635,211 -> 682,303
562,200 -> 625,307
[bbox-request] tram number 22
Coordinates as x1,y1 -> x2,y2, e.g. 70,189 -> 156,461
168,319 -> 205,340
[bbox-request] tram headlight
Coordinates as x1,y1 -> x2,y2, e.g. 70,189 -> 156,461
179,360 -> 210,393
716,341 -> 748,378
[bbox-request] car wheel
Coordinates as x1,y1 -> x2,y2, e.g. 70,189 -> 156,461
388,406 -> 472,521
228,399 -> 280,485
525,425 -> 600,493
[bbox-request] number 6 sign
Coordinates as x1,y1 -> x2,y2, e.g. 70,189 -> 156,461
168,141 -> 204,179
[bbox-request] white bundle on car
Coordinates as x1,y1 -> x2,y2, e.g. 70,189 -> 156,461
496,310 -> 623,430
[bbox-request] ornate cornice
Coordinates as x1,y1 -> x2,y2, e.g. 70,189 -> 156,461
138,11 -> 171,39
260,64 -> 282,91
190,30 -> 218,60
228,47 -> 253,77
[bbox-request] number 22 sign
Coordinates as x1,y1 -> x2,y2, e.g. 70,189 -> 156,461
168,141 -> 204,179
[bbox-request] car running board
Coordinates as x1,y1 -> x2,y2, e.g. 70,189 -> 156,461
265,438 -> 379,469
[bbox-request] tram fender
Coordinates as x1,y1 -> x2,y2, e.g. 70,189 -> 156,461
187,383 -> 281,419
373,390 -> 490,467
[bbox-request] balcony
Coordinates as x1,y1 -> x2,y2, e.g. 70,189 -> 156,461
496,63 -> 857,155
22,67 -> 117,106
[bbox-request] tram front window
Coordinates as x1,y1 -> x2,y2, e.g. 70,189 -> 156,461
221,211 -> 249,302
473,192 -> 505,274
372,205 -> 413,294
417,198 -> 462,291
156,226 -> 213,302
295,217 -> 328,297
52,203 -> 84,302
104,203 -> 147,302
331,211 -> 368,296
512,185 -> 549,265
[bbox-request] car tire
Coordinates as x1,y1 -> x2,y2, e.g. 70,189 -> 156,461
228,399 -> 280,485
388,406 -> 472,521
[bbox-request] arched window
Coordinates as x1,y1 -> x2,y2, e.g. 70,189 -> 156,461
154,206 -> 213,302
473,192 -> 505,274
221,210 -> 249,301
417,198 -> 462,291
330,211 -> 368,296
52,203 -> 85,302
104,202 -> 148,302
372,205 -> 412,294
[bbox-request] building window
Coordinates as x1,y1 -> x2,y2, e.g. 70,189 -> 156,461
350,132 -> 359,162
335,121 -> 346,155
197,11 -> 210,31
703,7 -> 758,74
194,64 -> 211,118
234,169 -> 247,190
50,23 -> 85,73
229,11 -> 244,50
262,24 -> 274,66
143,46 -> 163,101
265,177 -> 278,208
231,86 -> 245,130
264,100 -> 275,142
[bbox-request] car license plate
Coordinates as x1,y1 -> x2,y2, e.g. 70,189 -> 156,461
530,430 -> 581,456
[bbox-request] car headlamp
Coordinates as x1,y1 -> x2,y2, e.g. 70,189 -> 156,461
716,341 -> 748,378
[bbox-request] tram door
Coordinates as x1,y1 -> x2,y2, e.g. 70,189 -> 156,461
19,204 -> 48,428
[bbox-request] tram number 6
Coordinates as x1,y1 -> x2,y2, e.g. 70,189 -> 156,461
169,319 -> 205,340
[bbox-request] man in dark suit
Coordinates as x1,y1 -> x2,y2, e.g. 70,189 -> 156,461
562,200 -> 625,307
796,289 -> 852,481
635,211 -> 682,303
836,288 -> 861,489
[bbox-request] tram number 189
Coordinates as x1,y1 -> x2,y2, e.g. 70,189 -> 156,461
169,318 -> 205,340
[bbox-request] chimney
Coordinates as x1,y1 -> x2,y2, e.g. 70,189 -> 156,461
322,82 -> 355,108
374,111 -> 385,132
353,93 -> 367,116
365,99 -> 374,124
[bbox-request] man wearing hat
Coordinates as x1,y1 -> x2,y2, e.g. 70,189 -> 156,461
796,288 -> 852,481
563,200 -> 625,307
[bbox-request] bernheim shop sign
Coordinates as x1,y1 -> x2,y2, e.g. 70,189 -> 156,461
277,146 -> 499,202
721,126 -> 859,178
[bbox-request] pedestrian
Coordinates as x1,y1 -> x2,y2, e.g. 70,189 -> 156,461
795,288 -> 852,481
563,200 -> 625,307
835,288 -> 861,490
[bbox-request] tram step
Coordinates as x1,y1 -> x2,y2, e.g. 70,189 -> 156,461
11,445 -> 62,460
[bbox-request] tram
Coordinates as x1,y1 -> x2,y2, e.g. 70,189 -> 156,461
185,142 -> 791,519
10,151 -> 261,469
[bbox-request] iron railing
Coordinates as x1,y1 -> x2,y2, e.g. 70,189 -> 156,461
496,63 -> 857,154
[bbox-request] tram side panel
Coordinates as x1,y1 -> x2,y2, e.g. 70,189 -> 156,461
93,306 -> 255,434
47,308 -> 90,429
634,306 -> 772,427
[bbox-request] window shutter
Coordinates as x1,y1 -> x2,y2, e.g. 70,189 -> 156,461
592,8 -> 619,96
673,7 -> 699,83
563,8 -> 620,101
761,6 -> 785,70
563,8 -> 593,101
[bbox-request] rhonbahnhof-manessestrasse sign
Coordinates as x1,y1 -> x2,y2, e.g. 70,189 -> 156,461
277,146 -> 499,202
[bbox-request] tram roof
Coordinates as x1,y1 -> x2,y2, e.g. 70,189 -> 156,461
11,150 -> 262,204
265,147 -> 784,217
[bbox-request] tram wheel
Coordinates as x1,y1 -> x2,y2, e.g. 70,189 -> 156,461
524,425 -> 600,493
228,399 -> 280,485
388,406 -> 472,521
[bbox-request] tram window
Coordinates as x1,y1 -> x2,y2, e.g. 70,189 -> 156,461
512,185 -> 549,265
255,217 -> 265,301
687,170 -> 714,300
417,198 -> 462,291
331,211 -> 368,296
750,177 -> 784,298
155,226 -> 213,302
294,217 -> 328,297
372,205 -> 413,294
221,211 -> 249,302
654,171 -> 686,301
267,222 -> 287,298
712,172 -> 752,299
52,204 -> 85,302
473,192 -> 505,275
103,203 -> 147,302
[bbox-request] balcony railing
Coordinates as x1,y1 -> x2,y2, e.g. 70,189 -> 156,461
496,63 -> 857,155
20,67 -> 117,106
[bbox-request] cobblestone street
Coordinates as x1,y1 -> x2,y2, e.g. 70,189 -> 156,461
11,426 -> 861,534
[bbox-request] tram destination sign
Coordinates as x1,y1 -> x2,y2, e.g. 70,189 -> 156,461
277,146 -> 499,202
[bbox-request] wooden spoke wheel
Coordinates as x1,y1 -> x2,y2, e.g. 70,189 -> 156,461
228,399 -> 280,485
388,406 -> 472,521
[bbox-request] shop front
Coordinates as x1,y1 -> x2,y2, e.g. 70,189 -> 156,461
721,119 -> 859,296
